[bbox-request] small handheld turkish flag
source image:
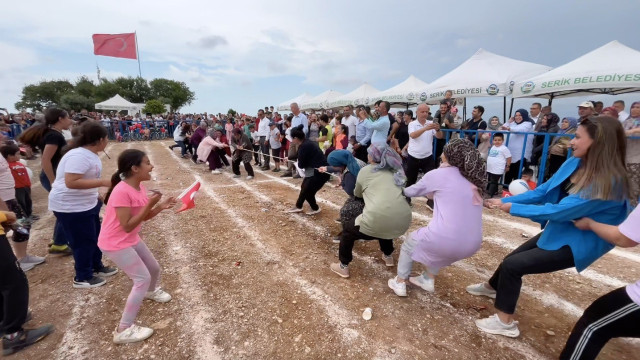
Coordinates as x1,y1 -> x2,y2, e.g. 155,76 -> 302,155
176,181 -> 201,213
92,33 -> 137,59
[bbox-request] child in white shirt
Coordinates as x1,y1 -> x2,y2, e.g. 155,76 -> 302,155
486,132 -> 511,197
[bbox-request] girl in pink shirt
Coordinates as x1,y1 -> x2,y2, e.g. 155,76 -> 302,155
98,149 -> 177,344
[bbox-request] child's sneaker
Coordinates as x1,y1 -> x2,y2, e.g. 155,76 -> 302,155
388,276 -> 407,297
466,283 -> 497,299
145,288 -> 172,303
94,266 -> 118,277
475,314 -> 520,338
211,170 -> 222,174
48,244 -> 72,255
409,274 -> 435,293
382,254 -> 394,267
113,325 -> 154,344
2,324 -> 54,356
73,276 -> 106,289
330,262 -> 349,278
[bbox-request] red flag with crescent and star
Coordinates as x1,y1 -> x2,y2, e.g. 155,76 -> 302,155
92,33 -> 137,59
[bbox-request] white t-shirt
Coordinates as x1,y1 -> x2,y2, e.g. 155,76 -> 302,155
49,147 -> 102,213
173,126 -> 185,141
619,207 -> 640,305
0,155 -> 15,201
619,111 -> 629,123
486,145 -> 512,175
342,115 -> 358,139
407,120 -> 436,159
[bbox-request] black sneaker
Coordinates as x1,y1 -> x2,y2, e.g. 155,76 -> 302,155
2,324 -> 54,356
94,266 -> 118,277
73,276 -> 106,289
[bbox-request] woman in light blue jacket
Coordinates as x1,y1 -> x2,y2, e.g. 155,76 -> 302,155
466,116 -> 630,338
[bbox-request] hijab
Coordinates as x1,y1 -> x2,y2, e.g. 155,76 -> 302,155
366,143 -> 406,187
514,108 -> 534,125
559,117 -> 578,134
327,150 -> 364,178
443,138 -> 487,196
487,117 -> 502,131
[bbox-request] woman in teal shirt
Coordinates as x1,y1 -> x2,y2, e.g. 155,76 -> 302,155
466,116 -> 630,338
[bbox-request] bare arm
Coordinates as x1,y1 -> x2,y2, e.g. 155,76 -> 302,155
41,144 -> 58,183
387,122 -> 400,142
65,173 -> 111,190
574,218 -> 637,248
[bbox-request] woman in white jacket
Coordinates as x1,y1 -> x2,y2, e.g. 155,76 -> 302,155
502,108 -> 534,184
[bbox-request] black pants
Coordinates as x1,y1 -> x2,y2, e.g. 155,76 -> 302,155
259,136 -> 270,167
434,138 -> 446,167
253,144 -> 261,164
488,233 -> 575,314
354,144 -> 369,163
486,172 -> 503,198
547,154 -> 567,181
215,148 -> 230,166
560,287 -> 640,360
295,173 -> 330,211
0,234 -> 29,335
504,159 -> 529,184
232,157 -> 254,177
338,215 -> 393,265
15,188 -> 32,218
405,154 -> 436,188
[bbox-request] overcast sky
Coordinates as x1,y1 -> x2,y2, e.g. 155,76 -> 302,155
1,0 -> 639,118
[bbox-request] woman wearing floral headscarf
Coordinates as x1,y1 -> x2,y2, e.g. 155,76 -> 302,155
388,139 -> 486,296
546,117 -> 578,180
330,143 -> 412,278
624,101 -> 640,206
531,112 -> 561,167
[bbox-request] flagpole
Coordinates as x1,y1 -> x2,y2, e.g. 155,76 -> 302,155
135,31 -> 142,78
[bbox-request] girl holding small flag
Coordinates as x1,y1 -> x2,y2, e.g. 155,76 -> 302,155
98,149 -> 177,344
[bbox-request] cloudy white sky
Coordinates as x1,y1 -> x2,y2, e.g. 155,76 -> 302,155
1,0 -> 639,118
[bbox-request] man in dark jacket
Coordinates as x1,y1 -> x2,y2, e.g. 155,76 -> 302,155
230,129 -> 255,179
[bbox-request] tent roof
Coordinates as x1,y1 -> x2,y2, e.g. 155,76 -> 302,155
512,40 -> 640,98
371,75 -> 429,105
95,94 -> 139,111
300,90 -> 343,110
277,92 -> 313,111
423,49 -> 551,102
327,83 -> 380,108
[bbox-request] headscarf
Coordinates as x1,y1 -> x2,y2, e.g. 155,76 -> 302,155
327,150 -> 363,178
514,108 -> 534,125
366,143 -> 406,187
600,106 -> 619,119
487,117 -> 502,131
443,138 -> 487,196
559,117 -> 578,134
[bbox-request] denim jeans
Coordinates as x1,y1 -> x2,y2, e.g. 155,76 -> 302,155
174,140 -> 187,156
40,171 -> 67,246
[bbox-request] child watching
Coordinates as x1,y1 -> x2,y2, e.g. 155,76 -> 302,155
0,144 -> 34,223
521,168 -> 537,190
486,133 -> 512,197
347,135 -> 357,153
250,124 -> 261,167
269,121 -> 282,172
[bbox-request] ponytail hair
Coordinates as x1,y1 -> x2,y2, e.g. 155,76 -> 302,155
18,108 -> 68,150
104,149 -> 147,204
62,121 -> 108,154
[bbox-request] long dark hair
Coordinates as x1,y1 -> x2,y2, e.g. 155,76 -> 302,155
104,149 -> 147,204
63,121 -> 108,154
18,108 -> 68,150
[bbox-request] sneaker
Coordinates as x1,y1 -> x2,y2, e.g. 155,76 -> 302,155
246,176 -> 254,180
332,235 -> 341,244
2,324 -> 54,356
211,170 -> 222,174
272,168 -> 280,173
388,276 -> 408,297
285,208 -> 303,213
233,174 -> 241,178
426,199 -> 434,211
168,145 -> 174,151
330,262 -> 350,278
94,266 -> 118,277
409,275 -> 435,293
382,254 -> 394,267
19,262 -> 35,272
145,288 -> 172,303
73,276 -> 106,289
280,171 -> 292,178
190,156 -> 198,164
466,283 -> 497,299
306,208 -> 321,215
19,255 -> 46,266
475,314 -> 520,338
48,244 -> 72,255
113,325 -> 154,344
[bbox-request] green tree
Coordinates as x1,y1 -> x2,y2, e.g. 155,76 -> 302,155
59,93 -> 95,112
142,99 -> 166,114
112,76 -> 150,103
15,80 -> 74,111
227,108 -> 237,116
94,79 -> 121,102
74,76 -> 96,98
149,78 -> 195,111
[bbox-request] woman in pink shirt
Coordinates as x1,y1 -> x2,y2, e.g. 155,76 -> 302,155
98,149 -> 177,344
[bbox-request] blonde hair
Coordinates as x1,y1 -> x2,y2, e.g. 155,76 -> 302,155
570,116 -> 629,201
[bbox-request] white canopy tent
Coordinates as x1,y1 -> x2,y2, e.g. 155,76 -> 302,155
300,90 -> 343,110
512,41 -> 640,101
277,92 -> 313,112
327,83 -> 380,108
370,75 -> 429,107
95,94 -> 143,114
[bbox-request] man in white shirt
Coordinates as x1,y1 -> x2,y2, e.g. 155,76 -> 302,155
342,105 -> 357,140
529,102 -> 542,124
404,104 -> 443,193
290,102 -> 308,135
613,100 -> 629,122
257,109 -> 271,170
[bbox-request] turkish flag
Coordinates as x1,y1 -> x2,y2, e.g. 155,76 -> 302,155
92,33 -> 137,59
176,181 -> 201,213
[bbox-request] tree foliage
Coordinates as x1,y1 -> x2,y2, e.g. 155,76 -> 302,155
142,99 -> 166,114
227,108 -> 237,116
15,76 -> 195,112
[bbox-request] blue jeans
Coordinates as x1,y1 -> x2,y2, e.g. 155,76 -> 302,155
54,202 -> 104,281
174,140 -> 187,156
40,171 -> 67,246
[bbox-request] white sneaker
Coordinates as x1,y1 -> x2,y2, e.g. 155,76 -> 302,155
211,170 -> 222,174
19,261 -> 35,272
246,176 -> 254,180
409,275 -> 435,293
387,276 -> 407,297
285,208 -> 303,213
113,324 -> 154,344
382,254 -> 394,267
145,288 -> 172,303
475,314 -> 520,338
466,283 -> 497,299
20,255 -> 46,266
306,208 -> 321,215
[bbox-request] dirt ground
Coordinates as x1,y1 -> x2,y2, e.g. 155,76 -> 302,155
11,140 -> 640,360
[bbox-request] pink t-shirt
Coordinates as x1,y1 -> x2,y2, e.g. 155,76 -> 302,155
98,182 -> 149,251
619,207 -> 640,305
